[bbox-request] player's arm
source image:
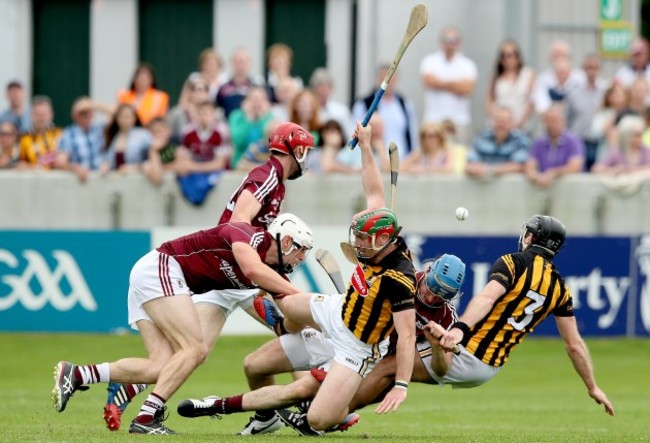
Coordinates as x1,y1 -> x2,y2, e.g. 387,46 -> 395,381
229,190 -> 263,224
232,241 -> 300,295
355,121 -> 386,210
423,321 -> 452,377
440,280 -> 505,351
375,308 -> 415,414
555,315 -> 615,416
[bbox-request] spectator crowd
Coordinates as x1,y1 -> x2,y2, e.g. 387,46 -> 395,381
2,31 -> 650,203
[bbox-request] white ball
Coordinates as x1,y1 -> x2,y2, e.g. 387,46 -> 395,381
455,207 -> 469,221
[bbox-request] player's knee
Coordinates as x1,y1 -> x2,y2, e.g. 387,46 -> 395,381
188,342 -> 209,366
243,352 -> 262,378
306,410 -> 338,431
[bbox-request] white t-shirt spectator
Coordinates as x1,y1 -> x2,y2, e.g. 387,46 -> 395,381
420,51 -> 477,126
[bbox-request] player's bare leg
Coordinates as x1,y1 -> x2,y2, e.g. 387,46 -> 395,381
127,295 -> 207,434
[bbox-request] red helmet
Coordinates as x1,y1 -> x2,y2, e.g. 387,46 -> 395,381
268,122 -> 315,155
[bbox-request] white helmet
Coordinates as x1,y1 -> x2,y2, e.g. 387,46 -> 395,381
268,213 -> 314,273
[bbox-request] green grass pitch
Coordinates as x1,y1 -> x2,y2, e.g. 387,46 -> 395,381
0,333 -> 647,442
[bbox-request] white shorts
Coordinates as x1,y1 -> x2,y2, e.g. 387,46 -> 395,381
309,293 -> 387,376
127,250 -> 190,328
279,328 -> 335,371
192,288 -> 258,317
417,341 -> 500,388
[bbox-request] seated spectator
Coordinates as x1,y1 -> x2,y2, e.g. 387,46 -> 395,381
100,104 -> 151,173
337,114 -> 390,172
0,121 -> 19,169
142,117 -> 178,186
228,86 -> 274,169
0,80 -> 30,134
465,107 -> 529,178
18,95 -> 62,169
309,68 -> 354,136
271,76 -> 300,122
402,122 -> 455,174
566,54 -> 609,171
216,47 -> 261,118
441,118 -> 469,174
175,101 -> 229,205
235,120 -> 279,172
265,43 -> 303,103
486,39 -> 535,131
534,40 -> 585,114
592,116 -> 650,174
353,64 -> 418,157
525,104 -> 585,188
590,83 -> 629,161
318,119 -> 358,174
118,63 -> 169,125
57,97 -> 111,183
289,89 -> 321,143
167,76 -> 211,144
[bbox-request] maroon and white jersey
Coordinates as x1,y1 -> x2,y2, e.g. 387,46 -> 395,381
387,271 -> 458,354
157,222 -> 270,294
219,156 -> 285,229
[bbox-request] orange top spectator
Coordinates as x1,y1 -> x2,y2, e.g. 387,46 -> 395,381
118,63 -> 169,125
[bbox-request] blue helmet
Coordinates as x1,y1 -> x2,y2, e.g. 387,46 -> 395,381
424,254 -> 466,301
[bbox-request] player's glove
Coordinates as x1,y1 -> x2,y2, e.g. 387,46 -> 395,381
253,296 -> 286,336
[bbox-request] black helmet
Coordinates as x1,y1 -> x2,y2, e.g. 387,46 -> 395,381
518,215 -> 566,255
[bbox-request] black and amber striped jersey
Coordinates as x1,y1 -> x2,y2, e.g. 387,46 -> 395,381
342,237 -> 416,345
465,246 -> 573,367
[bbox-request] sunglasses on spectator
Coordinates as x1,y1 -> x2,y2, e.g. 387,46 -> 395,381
423,132 -> 442,138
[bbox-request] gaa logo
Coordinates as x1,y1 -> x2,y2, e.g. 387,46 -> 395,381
0,249 -> 96,311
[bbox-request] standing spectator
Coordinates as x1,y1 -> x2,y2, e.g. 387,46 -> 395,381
309,68 -> 354,137
0,80 -> 30,134
216,47 -> 260,118
592,115 -> 650,174
533,40 -> 585,114
100,104 -> 151,173
57,97 -> 110,183
402,122 -> 455,174
465,107 -> 529,178
0,121 -> 19,169
265,43 -> 303,104
167,76 -> 211,144
614,37 -> 650,100
354,64 -> 418,157
289,90 -> 321,142
271,76 -> 300,122
118,63 -> 169,126
18,95 -> 62,169
486,40 -> 535,131
420,26 -> 477,144
526,104 -> 585,188
228,86 -> 274,169
566,55 -> 609,171
185,48 -> 225,104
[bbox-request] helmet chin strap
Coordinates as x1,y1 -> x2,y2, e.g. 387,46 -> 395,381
275,233 -> 287,275
284,141 -> 307,180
